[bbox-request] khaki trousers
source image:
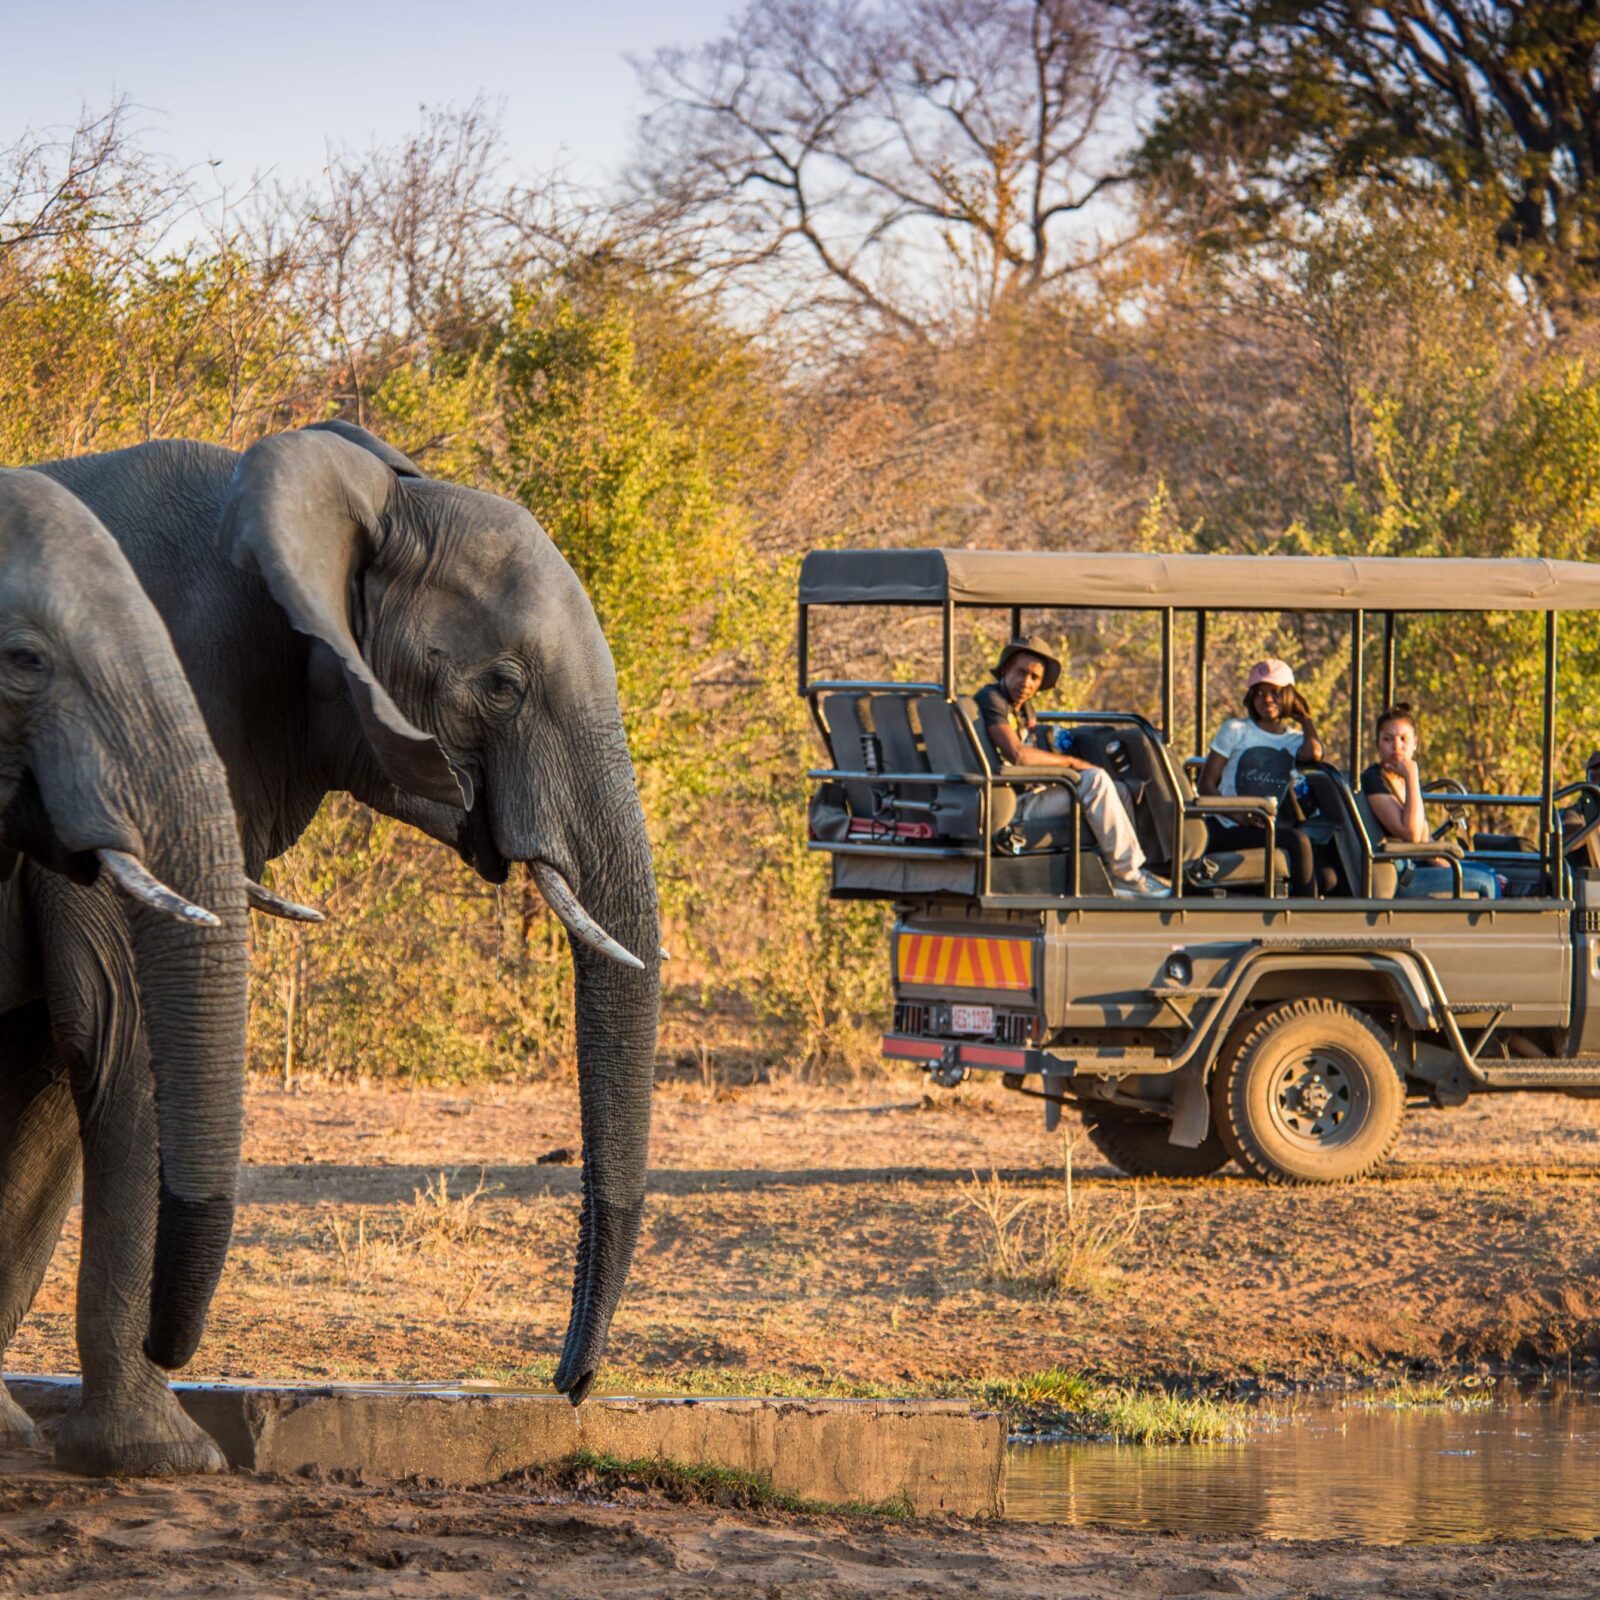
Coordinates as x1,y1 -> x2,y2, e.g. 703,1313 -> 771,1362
1017,768 -> 1146,880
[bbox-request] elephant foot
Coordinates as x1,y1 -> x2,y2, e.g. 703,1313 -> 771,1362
0,1385 -> 40,1449
54,1383 -> 226,1477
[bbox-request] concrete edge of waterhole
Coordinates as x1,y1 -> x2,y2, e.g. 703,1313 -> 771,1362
4,1376 -> 1006,1517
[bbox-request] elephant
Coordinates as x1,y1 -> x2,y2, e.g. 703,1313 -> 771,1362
0,422 -> 661,1474
0,469 -> 253,1473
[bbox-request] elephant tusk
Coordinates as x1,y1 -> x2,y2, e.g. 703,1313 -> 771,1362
96,849 -> 221,928
660,946 -> 671,961
529,862 -> 645,972
246,880 -> 326,923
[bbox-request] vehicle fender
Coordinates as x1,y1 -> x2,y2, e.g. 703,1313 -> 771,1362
1167,951 -> 1432,1149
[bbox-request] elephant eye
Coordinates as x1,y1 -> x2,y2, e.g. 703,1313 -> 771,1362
3,646 -> 45,676
480,664 -> 526,711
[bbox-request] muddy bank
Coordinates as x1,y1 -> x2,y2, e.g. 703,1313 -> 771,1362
2,1449 -> 1596,1598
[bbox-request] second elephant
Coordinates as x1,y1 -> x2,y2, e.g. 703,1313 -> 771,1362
0,469 -> 249,1473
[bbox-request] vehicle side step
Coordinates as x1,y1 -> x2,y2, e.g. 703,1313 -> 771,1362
1039,1050 -> 1169,1072
1475,1059 -> 1600,1087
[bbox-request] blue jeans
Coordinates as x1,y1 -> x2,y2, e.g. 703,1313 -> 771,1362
1399,861 -> 1500,899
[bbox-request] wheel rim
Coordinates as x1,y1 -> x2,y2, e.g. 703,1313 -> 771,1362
1264,1047 -> 1366,1149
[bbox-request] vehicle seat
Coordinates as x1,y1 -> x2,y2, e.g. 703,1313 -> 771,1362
1063,725 -> 1209,877
869,694 -> 934,807
909,696 -> 989,840
1299,767 -> 1399,898
821,692 -> 879,819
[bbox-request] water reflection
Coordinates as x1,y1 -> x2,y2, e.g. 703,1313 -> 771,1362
1006,1382 -> 1600,1544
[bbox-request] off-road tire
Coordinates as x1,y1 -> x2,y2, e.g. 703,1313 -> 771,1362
1078,1104 -> 1233,1178
1210,999 -> 1404,1185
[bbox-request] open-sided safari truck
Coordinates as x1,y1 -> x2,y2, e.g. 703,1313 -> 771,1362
800,548 -> 1600,1184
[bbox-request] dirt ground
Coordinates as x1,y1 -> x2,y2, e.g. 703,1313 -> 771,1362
14,1072 -> 1600,1391
10,1071 -> 1600,1595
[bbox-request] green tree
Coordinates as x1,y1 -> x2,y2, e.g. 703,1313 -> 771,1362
1135,1 -> 1600,299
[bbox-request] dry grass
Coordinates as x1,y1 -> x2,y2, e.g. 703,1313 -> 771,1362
398,1168 -> 498,1250
314,1169 -> 504,1312
952,1136 -> 1155,1300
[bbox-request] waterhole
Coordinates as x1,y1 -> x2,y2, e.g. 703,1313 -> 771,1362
1005,1381 -> 1600,1544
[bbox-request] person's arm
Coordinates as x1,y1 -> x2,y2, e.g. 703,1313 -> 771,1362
1198,751 -> 1226,796
1366,762 -> 1428,842
986,717 -> 1091,771
1285,689 -> 1324,764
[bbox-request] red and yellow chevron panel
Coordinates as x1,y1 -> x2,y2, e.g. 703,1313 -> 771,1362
896,932 -> 1034,992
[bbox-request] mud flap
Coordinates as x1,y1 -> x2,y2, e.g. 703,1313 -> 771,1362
1169,1062 -> 1210,1148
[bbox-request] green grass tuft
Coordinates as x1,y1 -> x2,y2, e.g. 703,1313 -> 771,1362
1354,1378 -> 1495,1412
982,1367 -> 1253,1443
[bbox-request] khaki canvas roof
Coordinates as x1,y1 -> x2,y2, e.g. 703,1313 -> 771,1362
798,549 -> 1600,612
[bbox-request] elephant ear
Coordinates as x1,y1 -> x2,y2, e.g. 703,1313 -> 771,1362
301,419 -> 427,479
220,429 -> 469,811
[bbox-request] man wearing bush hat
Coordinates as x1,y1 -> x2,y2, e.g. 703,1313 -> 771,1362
974,637 -> 1167,898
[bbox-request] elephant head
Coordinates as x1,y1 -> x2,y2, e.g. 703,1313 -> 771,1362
220,423 -> 661,1401
0,469 -> 250,1371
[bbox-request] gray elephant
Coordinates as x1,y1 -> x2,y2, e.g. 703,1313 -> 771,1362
0,423 -> 661,1474
0,469 -> 253,1473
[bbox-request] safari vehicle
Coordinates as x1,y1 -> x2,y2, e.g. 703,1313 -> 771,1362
799,548 -> 1600,1184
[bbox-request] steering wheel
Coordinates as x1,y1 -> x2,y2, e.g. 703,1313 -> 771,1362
1425,775 -> 1471,843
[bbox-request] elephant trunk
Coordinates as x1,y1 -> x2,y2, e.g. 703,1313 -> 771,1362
123,701 -> 249,1370
550,773 -> 660,1404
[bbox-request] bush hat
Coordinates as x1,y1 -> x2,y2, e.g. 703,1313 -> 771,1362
994,636 -> 1062,692
1245,658 -> 1296,691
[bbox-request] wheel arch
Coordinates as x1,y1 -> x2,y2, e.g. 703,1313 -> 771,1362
1171,952 -> 1431,1148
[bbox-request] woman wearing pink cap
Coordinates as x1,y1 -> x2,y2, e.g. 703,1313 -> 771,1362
1199,659 -> 1326,896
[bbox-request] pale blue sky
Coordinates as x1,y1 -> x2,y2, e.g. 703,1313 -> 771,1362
7,0 -> 737,191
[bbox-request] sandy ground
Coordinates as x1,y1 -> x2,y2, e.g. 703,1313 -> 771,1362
9,1071 -> 1600,1595
4,1446 -> 1600,1598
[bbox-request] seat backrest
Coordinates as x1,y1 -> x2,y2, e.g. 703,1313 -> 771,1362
869,695 -> 934,802
821,692 -> 877,816
1057,722 -> 1206,872
915,695 -> 1012,834
1301,768 -> 1365,896
1302,767 -> 1397,898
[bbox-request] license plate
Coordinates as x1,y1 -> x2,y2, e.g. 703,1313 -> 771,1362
951,1004 -> 995,1036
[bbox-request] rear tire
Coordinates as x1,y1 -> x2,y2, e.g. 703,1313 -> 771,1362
1078,1104 -> 1232,1178
1210,999 -> 1404,1184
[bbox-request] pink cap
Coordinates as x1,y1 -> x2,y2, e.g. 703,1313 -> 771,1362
1246,658 -> 1295,690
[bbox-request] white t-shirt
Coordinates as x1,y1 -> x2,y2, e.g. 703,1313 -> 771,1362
1209,717 -> 1304,824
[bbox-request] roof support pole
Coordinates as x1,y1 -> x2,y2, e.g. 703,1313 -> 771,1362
1161,607 -> 1174,744
1010,606 -> 1022,639
1543,609 -> 1559,884
1194,611 -> 1208,759
1381,611 -> 1396,709
797,603 -> 809,697
942,599 -> 956,699
1349,610 -> 1365,774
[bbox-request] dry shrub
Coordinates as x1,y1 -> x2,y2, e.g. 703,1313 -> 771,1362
315,1169 -> 504,1312
397,1169 -> 498,1251
953,1137 -> 1152,1300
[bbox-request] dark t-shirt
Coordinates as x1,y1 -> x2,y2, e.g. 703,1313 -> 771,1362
1359,763 -> 1399,834
973,682 -> 1035,756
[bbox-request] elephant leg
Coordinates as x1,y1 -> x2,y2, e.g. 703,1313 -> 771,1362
38,889 -> 226,1477
0,1003 -> 79,1449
